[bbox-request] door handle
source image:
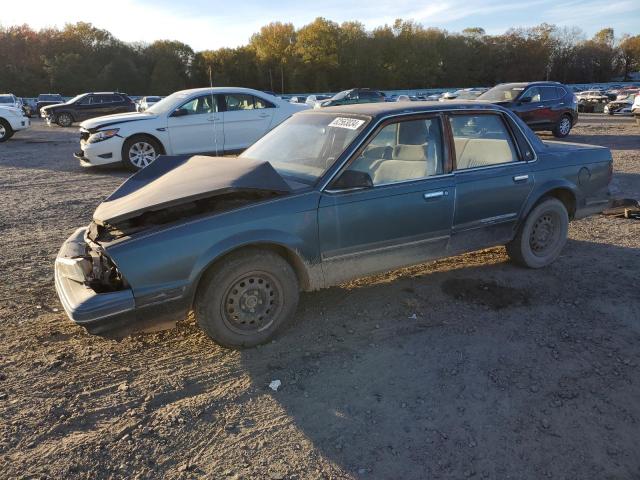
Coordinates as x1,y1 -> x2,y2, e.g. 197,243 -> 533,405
258,113 -> 270,118
513,175 -> 529,182
536,105 -> 545,109
208,116 -> 221,121
423,191 -> 446,200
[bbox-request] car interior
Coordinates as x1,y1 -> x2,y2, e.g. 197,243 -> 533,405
348,118 -> 444,185
449,115 -> 518,169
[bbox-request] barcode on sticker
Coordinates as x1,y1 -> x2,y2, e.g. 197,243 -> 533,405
328,117 -> 365,130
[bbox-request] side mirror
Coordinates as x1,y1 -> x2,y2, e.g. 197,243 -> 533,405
519,96 -> 532,104
331,170 -> 373,190
171,108 -> 188,117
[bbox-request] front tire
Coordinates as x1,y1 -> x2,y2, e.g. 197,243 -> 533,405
195,249 -> 300,348
56,112 -> 73,127
0,119 -> 14,142
121,135 -> 162,171
506,198 -> 569,269
552,114 -> 572,138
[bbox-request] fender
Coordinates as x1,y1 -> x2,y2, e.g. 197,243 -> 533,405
520,178 -> 579,222
189,228 -> 323,297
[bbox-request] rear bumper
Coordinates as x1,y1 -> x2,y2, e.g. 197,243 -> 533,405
574,194 -> 612,220
55,228 -> 188,337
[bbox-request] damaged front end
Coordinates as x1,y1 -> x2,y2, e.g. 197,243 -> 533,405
55,155 -> 295,337
88,189 -> 282,242
54,228 -> 136,334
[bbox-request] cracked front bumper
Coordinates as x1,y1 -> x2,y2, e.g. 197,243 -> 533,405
54,228 -> 136,332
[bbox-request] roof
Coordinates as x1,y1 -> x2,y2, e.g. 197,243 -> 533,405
495,81 -> 563,88
171,87 -> 278,98
299,100 -> 507,119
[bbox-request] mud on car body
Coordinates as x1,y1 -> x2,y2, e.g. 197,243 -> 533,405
55,101 -> 613,348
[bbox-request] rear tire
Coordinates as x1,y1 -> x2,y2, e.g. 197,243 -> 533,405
552,114 -> 572,138
0,119 -> 14,142
121,135 -> 162,171
195,249 -> 299,348
56,112 -> 73,127
506,198 -> 568,269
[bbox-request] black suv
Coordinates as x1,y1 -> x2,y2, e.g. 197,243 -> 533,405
36,94 -> 64,115
41,92 -> 135,127
318,88 -> 386,107
477,82 -> 578,137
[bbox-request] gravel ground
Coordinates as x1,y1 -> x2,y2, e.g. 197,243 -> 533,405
0,115 -> 639,480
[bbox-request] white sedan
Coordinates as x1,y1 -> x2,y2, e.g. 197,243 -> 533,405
75,87 -> 309,170
0,105 -> 31,142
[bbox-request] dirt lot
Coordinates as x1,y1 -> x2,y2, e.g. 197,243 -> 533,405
1,115 -> 639,480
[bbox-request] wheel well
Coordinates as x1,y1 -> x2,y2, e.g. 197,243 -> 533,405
541,188 -> 576,219
125,133 -> 166,154
192,243 -> 311,306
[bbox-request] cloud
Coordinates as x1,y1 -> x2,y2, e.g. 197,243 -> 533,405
3,0 -> 638,51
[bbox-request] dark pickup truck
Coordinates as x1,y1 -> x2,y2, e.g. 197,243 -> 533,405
54,102 -> 612,348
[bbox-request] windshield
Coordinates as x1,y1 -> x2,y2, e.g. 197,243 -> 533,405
67,93 -> 88,104
478,85 -> 526,102
146,91 -> 193,114
0,95 -> 14,104
240,112 -> 369,183
331,90 -> 351,101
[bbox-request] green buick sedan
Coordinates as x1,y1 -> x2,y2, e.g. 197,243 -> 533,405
55,101 -> 612,347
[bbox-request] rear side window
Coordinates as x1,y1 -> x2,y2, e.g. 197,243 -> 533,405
541,87 -> 558,101
556,87 -> 567,98
449,114 -> 519,170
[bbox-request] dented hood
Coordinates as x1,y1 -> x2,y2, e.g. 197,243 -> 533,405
93,155 -> 292,225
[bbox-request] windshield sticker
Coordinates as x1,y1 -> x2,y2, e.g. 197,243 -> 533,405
328,117 -> 365,130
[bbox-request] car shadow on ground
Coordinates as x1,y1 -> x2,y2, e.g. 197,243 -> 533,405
230,239 -> 640,479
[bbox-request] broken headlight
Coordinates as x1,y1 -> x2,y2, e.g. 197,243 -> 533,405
88,128 -> 120,143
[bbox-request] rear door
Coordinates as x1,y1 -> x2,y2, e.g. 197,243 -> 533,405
447,112 -> 534,252
540,86 -> 562,126
319,115 -> 455,285
220,93 -> 275,152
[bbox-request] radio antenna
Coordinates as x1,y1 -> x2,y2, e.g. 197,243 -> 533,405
209,65 -> 218,156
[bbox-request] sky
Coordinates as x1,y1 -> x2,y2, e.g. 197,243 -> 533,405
4,0 -> 639,51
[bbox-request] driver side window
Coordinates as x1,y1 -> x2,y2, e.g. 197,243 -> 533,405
178,95 -> 218,115
523,87 -> 541,102
346,118 -> 444,186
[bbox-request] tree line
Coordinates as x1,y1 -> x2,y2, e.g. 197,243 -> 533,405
1,19 -> 639,97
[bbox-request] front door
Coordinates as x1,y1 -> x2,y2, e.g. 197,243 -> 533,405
318,116 -> 455,286
512,87 -> 549,128
446,112 -> 534,252
167,94 -> 223,155
74,95 -> 98,121
221,93 -> 275,152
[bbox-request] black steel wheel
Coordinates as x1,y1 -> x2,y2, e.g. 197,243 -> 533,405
196,249 -> 299,348
506,198 -> 569,268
